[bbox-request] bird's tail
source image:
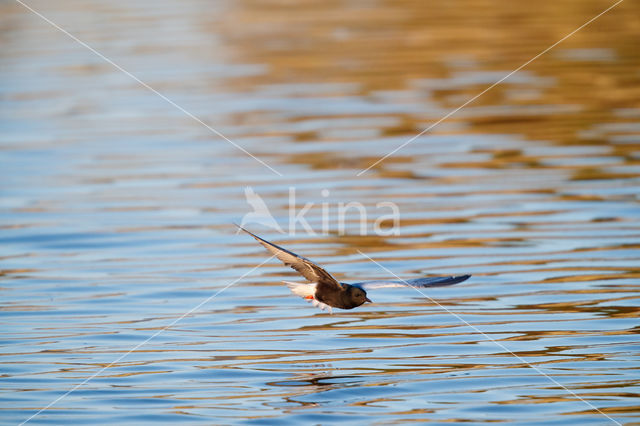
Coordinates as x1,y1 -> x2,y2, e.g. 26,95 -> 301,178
284,281 -> 316,298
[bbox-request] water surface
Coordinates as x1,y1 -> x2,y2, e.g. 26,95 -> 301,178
1,0 -> 639,424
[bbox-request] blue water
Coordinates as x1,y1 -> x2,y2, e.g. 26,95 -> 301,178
1,0 -> 639,424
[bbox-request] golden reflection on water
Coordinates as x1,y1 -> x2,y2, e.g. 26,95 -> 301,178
219,0 -> 639,175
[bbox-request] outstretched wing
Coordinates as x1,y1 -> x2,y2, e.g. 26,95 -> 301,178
354,274 -> 470,290
237,225 -> 342,290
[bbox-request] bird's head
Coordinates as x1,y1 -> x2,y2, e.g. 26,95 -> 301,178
349,285 -> 372,306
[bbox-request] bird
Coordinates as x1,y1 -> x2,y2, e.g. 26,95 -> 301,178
237,226 -> 470,313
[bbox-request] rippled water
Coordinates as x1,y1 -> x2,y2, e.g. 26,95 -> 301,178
1,0 -> 639,424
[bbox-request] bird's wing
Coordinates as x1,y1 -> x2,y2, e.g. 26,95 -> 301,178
355,274 -> 470,290
237,225 -> 342,290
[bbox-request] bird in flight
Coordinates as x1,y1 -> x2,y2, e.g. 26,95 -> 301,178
237,226 -> 470,313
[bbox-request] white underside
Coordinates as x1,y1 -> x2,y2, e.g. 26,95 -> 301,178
283,281 -> 333,314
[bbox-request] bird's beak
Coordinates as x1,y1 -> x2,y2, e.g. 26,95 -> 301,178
365,297 -> 372,303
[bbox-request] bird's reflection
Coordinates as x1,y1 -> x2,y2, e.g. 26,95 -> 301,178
267,370 -> 365,408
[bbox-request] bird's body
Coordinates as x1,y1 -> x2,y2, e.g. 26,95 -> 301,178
237,226 -> 470,313
284,282 -> 364,313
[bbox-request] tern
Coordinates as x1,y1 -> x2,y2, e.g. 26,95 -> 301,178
238,226 -> 470,313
